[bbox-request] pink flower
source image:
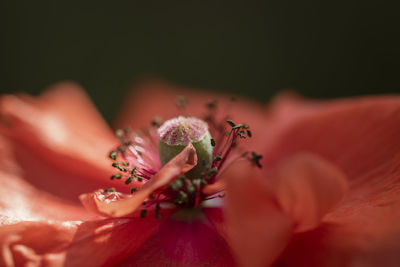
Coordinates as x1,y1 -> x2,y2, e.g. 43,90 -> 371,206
1,81 -> 400,267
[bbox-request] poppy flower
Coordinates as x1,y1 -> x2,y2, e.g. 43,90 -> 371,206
0,80 -> 266,266
1,81 -> 399,267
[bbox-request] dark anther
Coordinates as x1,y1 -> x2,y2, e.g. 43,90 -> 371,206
109,151 -> 117,160
238,130 -> 246,139
247,130 -> 252,137
151,116 -> 163,127
206,100 -> 218,109
251,152 -> 263,168
140,209 -> 147,218
110,174 -> 122,179
226,120 -> 236,127
213,155 -> 222,162
104,188 -> 116,193
210,138 -> 216,147
130,187 -> 137,194
125,176 -> 133,185
176,96 -> 187,107
112,162 -> 127,172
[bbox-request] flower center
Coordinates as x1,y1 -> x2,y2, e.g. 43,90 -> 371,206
158,116 -> 213,180
106,97 -> 263,217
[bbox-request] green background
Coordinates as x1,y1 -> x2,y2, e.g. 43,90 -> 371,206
1,0 -> 399,122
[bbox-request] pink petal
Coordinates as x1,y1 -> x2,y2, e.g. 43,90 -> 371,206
80,144 -> 197,217
0,82 -> 121,200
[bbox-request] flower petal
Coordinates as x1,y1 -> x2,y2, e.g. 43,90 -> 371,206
0,82 -> 121,200
225,161 -> 293,267
225,153 -> 348,267
0,170 -> 96,224
0,136 -> 95,223
272,153 -> 348,233
0,216 -> 166,267
117,209 -> 235,266
261,95 -> 400,266
263,95 -> 400,181
79,144 -> 197,217
203,208 -> 229,242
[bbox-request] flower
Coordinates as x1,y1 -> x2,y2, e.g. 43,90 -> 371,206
0,81 -> 266,266
1,81 -> 400,267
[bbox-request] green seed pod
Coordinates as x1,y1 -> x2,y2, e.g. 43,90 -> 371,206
158,116 -> 213,179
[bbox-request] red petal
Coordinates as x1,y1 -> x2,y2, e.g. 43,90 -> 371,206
117,209 -> 235,267
272,153 -> 348,233
203,208 -> 229,242
225,153 -> 347,266
261,95 -> 400,266
225,161 -> 293,267
0,82 -> 121,200
0,170 -> 96,224
0,136 -> 95,223
80,144 -> 197,217
0,216 -> 165,267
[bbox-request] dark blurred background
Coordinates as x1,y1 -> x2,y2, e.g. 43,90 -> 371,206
1,0 -> 399,122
